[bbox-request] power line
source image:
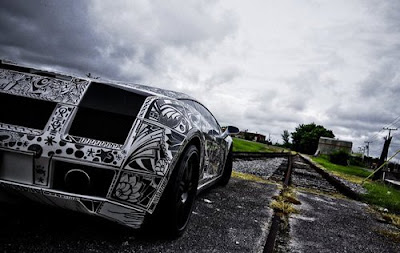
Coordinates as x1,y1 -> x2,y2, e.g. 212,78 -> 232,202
367,115 -> 400,142
384,115 -> 400,129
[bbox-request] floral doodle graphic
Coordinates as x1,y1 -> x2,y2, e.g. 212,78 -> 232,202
114,174 -> 143,202
112,173 -> 160,208
154,159 -> 169,176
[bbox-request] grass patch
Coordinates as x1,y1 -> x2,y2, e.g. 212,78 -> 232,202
232,137 -> 286,153
311,155 -> 400,214
363,182 -> 400,214
312,155 -> 371,178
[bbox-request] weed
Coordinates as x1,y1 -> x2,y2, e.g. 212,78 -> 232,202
381,213 -> 400,228
270,188 -> 300,214
270,200 -> 298,214
374,229 -> 400,242
231,171 -> 277,185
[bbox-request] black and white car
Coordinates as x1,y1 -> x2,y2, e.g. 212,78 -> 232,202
0,60 -> 239,237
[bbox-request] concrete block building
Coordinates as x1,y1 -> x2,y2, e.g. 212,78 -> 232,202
315,137 -> 353,155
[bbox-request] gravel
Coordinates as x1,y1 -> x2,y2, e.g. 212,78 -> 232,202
300,154 -> 367,195
233,158 -> 286,178
291,157 -> 339,194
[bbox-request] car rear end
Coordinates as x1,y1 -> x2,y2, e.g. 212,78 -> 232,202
0,61 -> 162,228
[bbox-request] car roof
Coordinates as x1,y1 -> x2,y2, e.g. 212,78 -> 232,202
99,79 -> 194,100
0,59 -> 195,101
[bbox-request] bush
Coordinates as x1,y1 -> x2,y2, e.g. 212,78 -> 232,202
349,156 -> 365,167
329,150 -> 350,166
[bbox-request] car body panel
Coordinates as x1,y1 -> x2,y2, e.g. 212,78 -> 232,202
0,61 -> 232,228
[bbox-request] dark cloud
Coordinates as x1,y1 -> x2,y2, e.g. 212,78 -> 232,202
0,0 -> 120,78
0,0 -> 237,82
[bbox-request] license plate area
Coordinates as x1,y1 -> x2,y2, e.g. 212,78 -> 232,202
0,150 -> 33,184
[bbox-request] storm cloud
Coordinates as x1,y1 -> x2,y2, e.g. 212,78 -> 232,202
1,0 -> 400,158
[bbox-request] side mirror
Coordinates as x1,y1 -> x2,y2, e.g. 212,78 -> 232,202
220,126 -> 240,139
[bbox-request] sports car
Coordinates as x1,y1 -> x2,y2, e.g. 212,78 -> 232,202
0,60 -> 239,237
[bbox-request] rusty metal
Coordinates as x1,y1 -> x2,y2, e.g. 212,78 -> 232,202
283,154 -> 293,187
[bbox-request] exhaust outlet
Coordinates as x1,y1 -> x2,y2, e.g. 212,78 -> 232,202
64,169 -> 91,195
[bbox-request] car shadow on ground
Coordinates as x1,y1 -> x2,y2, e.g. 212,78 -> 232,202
0,178 -> 278,253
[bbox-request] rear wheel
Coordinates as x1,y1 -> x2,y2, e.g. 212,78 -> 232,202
219,147 -> 233,186
143,145 -> 199,238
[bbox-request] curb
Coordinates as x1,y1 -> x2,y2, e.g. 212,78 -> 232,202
299,154 -> 363,200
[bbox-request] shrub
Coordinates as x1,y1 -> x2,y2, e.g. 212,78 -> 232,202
349,156 -> 365,167
329,149 -> 350,166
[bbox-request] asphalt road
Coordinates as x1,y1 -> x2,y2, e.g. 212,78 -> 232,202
2,156 -> 400,253
283,156 -> 400,253
0,178 -> 279,253
288,190 -> 400,253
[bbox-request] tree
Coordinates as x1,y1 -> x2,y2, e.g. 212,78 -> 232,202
281,130 -> 291,148
291,123 -> 334,155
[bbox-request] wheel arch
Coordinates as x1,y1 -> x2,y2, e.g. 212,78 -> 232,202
181,132 -> 204,175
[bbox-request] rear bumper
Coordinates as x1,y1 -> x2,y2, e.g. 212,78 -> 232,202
0,179 -> 146,228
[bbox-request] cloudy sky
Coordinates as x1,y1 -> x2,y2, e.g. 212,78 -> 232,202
1,0 -> 400,158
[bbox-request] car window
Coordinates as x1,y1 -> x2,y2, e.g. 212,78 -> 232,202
182,100 -> 221,136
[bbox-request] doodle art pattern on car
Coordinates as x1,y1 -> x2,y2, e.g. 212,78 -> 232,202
147,99 -> 191,134
0,61 -> 234,231
112,172 -> 161,210
0,69 -> 89,105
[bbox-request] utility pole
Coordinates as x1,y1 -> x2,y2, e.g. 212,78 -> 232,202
364,141 -> 372,157
383,127 -> 398,139
382,127 -> 397,162
358,146 -> 365,160
364,141 -> 372,166
374,127 -> 398,180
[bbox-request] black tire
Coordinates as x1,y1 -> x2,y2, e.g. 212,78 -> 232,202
219,146 -> 233,186
142,145 -> 200,238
